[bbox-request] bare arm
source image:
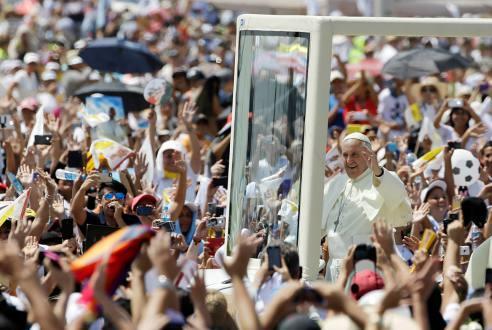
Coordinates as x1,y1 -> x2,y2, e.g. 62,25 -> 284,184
441,221 -> 464,314
169,161 -> 187,221
70,173 -> 99,226
433,100 -> 449,129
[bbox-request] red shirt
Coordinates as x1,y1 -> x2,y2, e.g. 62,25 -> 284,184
343,96 -> 377,125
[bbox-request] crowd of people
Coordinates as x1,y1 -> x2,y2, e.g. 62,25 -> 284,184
0,0 -> 491,329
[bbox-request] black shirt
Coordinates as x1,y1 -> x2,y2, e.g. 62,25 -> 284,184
78,210 -> 140,235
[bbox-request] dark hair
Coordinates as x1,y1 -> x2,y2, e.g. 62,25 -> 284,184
281,242 -> 300,279
480,140 -> 492,155
461,197 -> 488,228
447,107 -> 470,129
98,180 -> 127,198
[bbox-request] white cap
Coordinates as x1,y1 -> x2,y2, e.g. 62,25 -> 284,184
41,71 -> 57,81
67,56 -> 83,66
343,132 -> 371,146
23,52 -> 40,64
45,62 -> 60,71
330,70 -> 345,82
159,140 -> 184,153
420,179 -> 447,203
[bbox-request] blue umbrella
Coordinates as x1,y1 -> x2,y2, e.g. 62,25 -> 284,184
79,38 -> 164,74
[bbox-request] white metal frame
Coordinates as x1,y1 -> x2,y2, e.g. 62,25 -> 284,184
227,15 -> 492,280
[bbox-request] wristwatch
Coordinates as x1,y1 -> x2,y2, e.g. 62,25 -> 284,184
157,275 -> 175,291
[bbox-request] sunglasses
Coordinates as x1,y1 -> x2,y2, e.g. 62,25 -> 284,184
103,192 -> 125,200
421,86 -> 437,93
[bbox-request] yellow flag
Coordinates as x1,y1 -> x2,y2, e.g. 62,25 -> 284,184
412,146 -> 444,169
410,103 -> 423,123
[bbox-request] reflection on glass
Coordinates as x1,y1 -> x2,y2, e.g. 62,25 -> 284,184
228,31 -> 310,254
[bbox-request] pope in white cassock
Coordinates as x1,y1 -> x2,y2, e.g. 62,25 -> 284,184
322,132 -> 412,279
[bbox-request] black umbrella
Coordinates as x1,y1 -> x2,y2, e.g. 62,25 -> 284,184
74,81 -> 149,112
382,48 -> 472,79
79,38 -> 164,74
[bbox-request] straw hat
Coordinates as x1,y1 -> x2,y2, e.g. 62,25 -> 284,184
409,76 -> 448,102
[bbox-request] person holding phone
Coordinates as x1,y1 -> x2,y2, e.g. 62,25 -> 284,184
71,175 -> 139,235
131,193 -> 158,226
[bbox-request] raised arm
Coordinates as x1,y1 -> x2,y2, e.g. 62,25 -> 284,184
179,102 -> 201,174
70,173 -> 100,226
433,100 -> 449,129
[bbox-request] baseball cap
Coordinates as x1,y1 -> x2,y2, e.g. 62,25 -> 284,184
131,194 -> 157,211
19,98 -> 39,111
45,62 -> 60,71
23,52 -> 40,64
350,269 -> 384,300
330,70 -> 345,82
420,179 -> 447,203
67,56 -> 83,66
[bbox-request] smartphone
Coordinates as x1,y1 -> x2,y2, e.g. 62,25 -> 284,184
67,150 -> 84,169
207,202 -> 217,216
267,246 -> 282,271
448,141 -> 462,150
211,176 -> 228,188
207,218 -> 218,228
152,219 -> 175,232
61,218 -> 74,240
448,99 -> 464,108
293,287 -> 324,305
100,171 -> 112,183
353,244 -> 377,263
486,268 -> 492,285
34,134 -> 53,145
136,205 -> 154,216
459,245 -> 471,256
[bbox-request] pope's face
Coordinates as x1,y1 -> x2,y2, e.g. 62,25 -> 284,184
341,139 -> 369,179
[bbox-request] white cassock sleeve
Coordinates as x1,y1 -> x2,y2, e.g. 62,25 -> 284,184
373,169 -> 412,227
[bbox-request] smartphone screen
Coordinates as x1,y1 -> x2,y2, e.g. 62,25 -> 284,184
486,268 -> 492,285
267,246 -> 282,271
61,218 -> 74,240
211,176 -> 228,187
67,150 -> 84,169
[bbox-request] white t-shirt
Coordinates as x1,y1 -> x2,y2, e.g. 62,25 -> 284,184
13,70 -> 38,101
378,88 -> 408,139
154,162 -> 198,202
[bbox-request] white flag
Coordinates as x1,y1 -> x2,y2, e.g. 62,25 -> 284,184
138,135 -> 155,188
27,106 -> 44,147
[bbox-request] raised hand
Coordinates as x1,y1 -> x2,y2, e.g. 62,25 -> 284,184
178,101 -> 197,129
9,219 -> 32,249
135,153 -> 149,180
148,231 -> 181,280
371,220 -> 394,256
412,203 -> 430,223
210,159 -> 225,177
403,235 -> 420,252
220,233 -> 263,279
17,163 -> 33,187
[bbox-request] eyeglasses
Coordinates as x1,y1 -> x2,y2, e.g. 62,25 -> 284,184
421,86 -> 437,93
103,192 -> 125,200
